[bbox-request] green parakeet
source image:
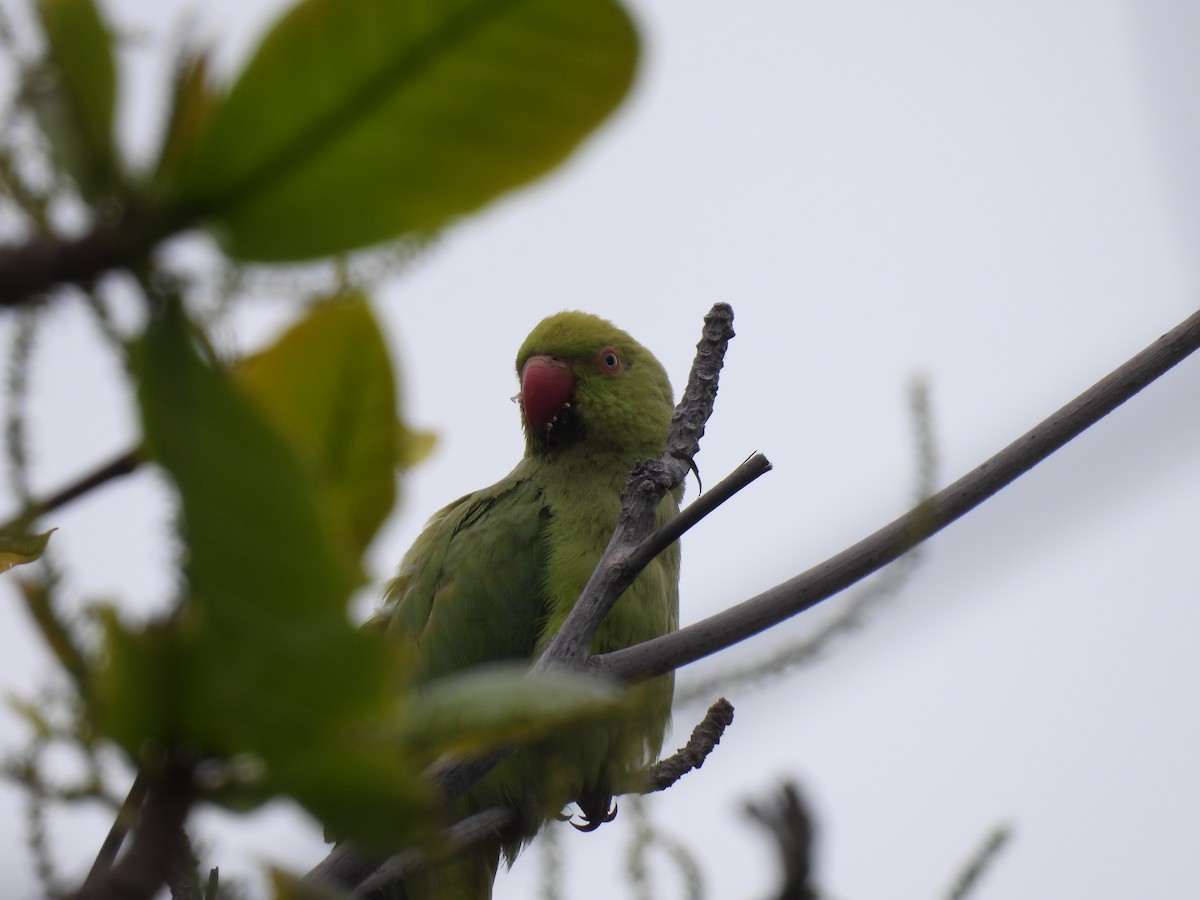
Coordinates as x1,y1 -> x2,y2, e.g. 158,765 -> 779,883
378,311 -> 680,898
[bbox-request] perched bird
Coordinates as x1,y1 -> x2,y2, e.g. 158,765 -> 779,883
378,311 -> 681,898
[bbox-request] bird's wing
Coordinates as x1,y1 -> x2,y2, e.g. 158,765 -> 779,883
379,473 -> 550,681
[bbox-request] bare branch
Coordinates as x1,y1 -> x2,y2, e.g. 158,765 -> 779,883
312,303 -> 1200,895
69,763 -> 193,900
5,306 -> 39,506
326,700 -> 736,898
353,808 -> 512,898
944,824 -> 1012,900
631,698 -> 734,794
533,302 -> 735,672
634,452 -> 771,576
306,843 -> 389,897
675,377 -> 935,705
0,206 -> 183,308
80,773 -> 147,896
594,306 -> 1200,683
0,447 -> 141,534
625,795 -> 704,900
744,781 -> 818,900
0,226 -> 126,308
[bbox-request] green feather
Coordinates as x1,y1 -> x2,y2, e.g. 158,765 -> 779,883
377,312 -> 680,898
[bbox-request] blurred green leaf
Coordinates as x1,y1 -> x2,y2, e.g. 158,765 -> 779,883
33,0 -> 119,199
153,48 -> 220,184
136,299 -> 362,622
97,298 -> 427,844
236,292 -> 418,558
163,0 -> 639,260
395,664 -> 624,756
0,529 -> 56,572
97,608 -> 174,749
397,420 -> 437,469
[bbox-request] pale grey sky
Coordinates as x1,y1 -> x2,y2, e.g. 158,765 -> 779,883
1,1 -> 1198,898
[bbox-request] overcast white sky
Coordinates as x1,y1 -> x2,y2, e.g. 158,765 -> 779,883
1,1 -> 1199,898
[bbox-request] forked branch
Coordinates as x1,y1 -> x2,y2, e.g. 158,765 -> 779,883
595,307 -> 1200,682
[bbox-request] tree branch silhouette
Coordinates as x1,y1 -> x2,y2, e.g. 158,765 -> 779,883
943,824 -> 1012,900
0,448 -> 141,534
594,306 -> 1200,683
0,215 -> 178,308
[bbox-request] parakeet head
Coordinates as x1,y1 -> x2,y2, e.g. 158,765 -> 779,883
516,312 -> 674,457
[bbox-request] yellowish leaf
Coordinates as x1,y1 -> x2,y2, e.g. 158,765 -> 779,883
0,529 -> 56,573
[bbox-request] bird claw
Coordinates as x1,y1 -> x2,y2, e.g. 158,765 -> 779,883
669,449 -> 703,493
570,799 -> 619,832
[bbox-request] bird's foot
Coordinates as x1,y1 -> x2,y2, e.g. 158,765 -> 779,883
569,791 -> 619,832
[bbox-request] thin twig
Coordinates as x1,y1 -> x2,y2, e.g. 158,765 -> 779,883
594,307 -> 1200,683
534,302 -> 736,672
80,772 -> 147,895
4,306 -> 39,507
69,762 -> 194,900
744,781 -> 818,900
633,698 -> 734,794
626,795 -> 704,900
944,824 -> 1012,900
1,447 -> 141,533
0,205 -> 184,308
18,736 -> 66,898
352,807 -> 513,898
675,377 -> 935,704
348,700 -> 734,897
633,452 -> 770,575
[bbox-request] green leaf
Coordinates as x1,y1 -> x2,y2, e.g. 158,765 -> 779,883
394,664 -> 624,756
33,0 -> 119,199
397,420 -> 437,469
163,0 -> 639,261
96,608 -> 174,750
236,292 -> 411,558
153,48 -> 221,185
136,300 -> 362,623
97,299 -> 427,844
0,529 -> 56,573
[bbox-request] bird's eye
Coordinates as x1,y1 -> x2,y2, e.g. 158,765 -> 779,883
597,347 -> 622,374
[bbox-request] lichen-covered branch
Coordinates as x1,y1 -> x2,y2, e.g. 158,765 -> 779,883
534,302 -> 736,671
632,698 -> 734,794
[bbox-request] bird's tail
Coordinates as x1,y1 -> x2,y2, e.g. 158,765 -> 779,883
375,840 -> 501,900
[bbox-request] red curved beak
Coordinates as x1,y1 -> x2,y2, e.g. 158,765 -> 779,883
520,355 -> 574,433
